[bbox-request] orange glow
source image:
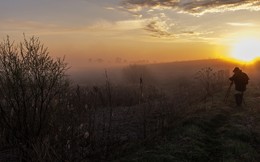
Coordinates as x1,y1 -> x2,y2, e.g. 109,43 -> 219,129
229,37 -> 260,63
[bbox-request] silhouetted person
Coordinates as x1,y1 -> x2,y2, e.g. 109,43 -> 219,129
229,67 -> 249,106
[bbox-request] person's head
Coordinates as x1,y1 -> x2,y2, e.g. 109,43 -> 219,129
233,67 -> 241,73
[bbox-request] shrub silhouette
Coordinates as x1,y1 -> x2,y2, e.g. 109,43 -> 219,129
0,35 -> 68,160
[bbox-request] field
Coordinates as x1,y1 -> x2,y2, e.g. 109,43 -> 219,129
0,56 -> 259,161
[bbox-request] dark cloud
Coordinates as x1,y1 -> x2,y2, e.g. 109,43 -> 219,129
182,31 -> 195,34
144,20 -> 172,37
122,0 -> 260,15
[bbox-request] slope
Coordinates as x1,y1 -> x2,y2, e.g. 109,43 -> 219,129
116,87 -> 260,162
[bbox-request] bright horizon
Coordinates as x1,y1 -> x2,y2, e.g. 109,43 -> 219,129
1,0 -> 260,70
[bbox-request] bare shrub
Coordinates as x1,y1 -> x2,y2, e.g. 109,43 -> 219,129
0,35 -> 68,161
195,67 -> 230,103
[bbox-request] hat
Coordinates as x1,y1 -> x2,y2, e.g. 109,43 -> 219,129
233,67 -> 240,72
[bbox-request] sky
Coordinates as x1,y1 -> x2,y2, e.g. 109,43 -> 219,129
1,0 -> 260,69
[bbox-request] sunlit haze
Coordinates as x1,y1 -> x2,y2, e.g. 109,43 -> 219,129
230,38 -> 260,63
1,0 -> 260,70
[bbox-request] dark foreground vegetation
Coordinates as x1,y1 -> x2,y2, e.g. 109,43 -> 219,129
0,36 -> 259,161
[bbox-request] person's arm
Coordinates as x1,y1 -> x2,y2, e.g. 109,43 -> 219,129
229,75 -> 235,82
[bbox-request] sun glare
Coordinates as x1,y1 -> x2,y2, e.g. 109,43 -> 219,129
230,38 -> 260,63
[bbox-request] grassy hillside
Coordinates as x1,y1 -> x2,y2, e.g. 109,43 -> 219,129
68,59 -> 260,162
115,85 -> 260,162
1,57 -> 259,161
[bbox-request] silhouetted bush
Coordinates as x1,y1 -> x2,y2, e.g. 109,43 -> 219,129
0,36 -> 69,161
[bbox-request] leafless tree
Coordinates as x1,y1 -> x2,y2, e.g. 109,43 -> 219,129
0,35 -> 69,160
195,67 -> 215,101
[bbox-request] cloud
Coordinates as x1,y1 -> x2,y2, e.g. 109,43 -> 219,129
119,0 -> 260,40
86,19 -> 145,32
227,22 -> 256,27
105,7 -> 116,10
122,0 -> 260,16
181,31 -> 202,35
144,20 -> 172,37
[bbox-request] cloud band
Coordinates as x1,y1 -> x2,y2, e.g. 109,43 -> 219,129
122,0 -> 260,15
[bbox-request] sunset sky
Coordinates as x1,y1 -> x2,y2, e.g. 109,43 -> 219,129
1,0 -> 260,69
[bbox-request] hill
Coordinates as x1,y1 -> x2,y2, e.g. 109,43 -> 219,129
1,57 -> 259,161
70,58 -> 257,87
115,86 -> 260,162
66,59 -> 260,161
144,59 -> 236,90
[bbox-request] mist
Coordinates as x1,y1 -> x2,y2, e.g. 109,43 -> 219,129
0,35 -> 259,161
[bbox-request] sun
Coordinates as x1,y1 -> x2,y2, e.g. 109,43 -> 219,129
230,38 -> 260,63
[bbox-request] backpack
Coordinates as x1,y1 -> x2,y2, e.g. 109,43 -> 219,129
240,72 -> 249,85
